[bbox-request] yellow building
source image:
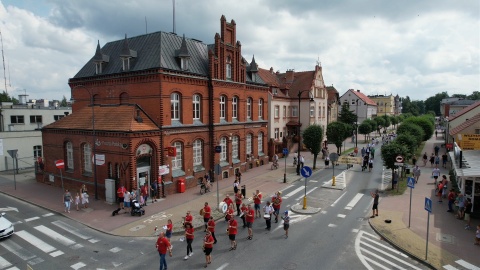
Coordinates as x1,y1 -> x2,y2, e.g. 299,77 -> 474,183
368,94 -> 395,116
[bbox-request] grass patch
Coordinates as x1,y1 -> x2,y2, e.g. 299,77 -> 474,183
341,147 -> 356,155
384,176 -> 409,196
405,141 -> 426,166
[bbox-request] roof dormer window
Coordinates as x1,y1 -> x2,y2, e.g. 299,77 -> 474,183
92,40 -> 109,75
119,34 -> 137,72
122,57 -> 131,71
95,62 -> 103,74
175,34 -> 191,71
181,58 -> 188,70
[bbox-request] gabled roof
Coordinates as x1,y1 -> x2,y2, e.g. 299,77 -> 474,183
287,71 -> 315,98
448,101 -> 480,121
347,89 -> 377,106
326,86 -> 339,104
449,113 -> 480,135
257,68 -> 279,87
43,105 -> 158,132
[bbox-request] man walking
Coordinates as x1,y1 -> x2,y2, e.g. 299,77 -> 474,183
263,201 -> 274,230
207,216 -> 217,244
203,202 -> 211,232
413,165 -> 421,183
117,184 -> 126,210
155,232 -> 172,270
227,217 -> 238,251
272,191 -> 283,223
281,210 -> 290,239
245,204 -> 255,240
203,231 -> 214,267
370,190 -> 379,218
447,189 -> 456,212
253,190 -> 262,218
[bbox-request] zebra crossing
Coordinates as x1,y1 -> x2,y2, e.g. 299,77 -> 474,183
443,260 -> 480,270
0,215 -> 118,270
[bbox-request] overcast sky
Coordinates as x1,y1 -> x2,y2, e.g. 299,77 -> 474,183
0,0 -> 478,102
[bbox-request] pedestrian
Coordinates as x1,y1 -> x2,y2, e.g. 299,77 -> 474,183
422,152 -> 428,166
63,189 -> 72,213
165,219 -> 173,243
233,179 -> 239,194
235,171 -> 242,184
370,190 -> 379,218
151,180 -> 158,203
253,190 -> 262,218
432,167 -> 440,186
203,202 -> 211,232
281,210 -> 290,239
361,147 -> 366,157
227,217 -> 238,251
434,155 -> 440,167
441,152 -> 448,168
117,184 -> 126,210
437,182 -> 444,203
370,147 -> 375,160
123,190 -> 131,213
240,203 -> 247,228
456,193 -> 465,220
475,225 -> 480,245
263,201 -> 274,230
207,216 -> 217,244
412,155 -> 417,166
74,192 -> 80,211
434,145 -> 440,156
362,155 -> 369,171
272,191 -> 282,223
435,130 -> 438,138
465,198 -> 472,230
324,156 -> 330,168
245,204 -> 254,240
223,194 -> 233,208
81,188 -> 89,209
141,183 -> 149,206
155,232 -> 172,270
225,204 -> 234,222
368,159 -> 373,172
203,230 -> 214,268
299,155 -> 305,168
429,153 -> 435,167
183,211 -> 193,228
441,175 -> 448,198
393,171 -> 398,190
447,189 -> 455,212
235,190 -> 243,216
184,223 -> 194,260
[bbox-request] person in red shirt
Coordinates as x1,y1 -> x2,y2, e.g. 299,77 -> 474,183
184,223 -> 194,260
203,230 -> 214,267
184,211 -> 193,228
203,202 -> 211,232
117,184 -> 126,210
223,195 -> 233,208
272,191 -> 283,223
141,183 -> 149,206
207,216 -> 217,244
235,191 -> 243,216
227,217 -> 238,251
165,219 -> 173,241
155,231 -> 172,270
253,190 -> 262,218
437,183 -> 444,203
240,203 -> 247,228
245,204 -> 255,240
225,204 -> 234,222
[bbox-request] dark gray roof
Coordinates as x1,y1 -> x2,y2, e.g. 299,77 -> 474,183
449,99 -> 477,106
74,32 -> 209,78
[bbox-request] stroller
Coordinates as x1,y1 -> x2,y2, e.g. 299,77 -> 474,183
130,199 -> 145,216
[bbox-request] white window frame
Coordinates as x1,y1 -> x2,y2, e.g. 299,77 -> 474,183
283,106 -> 286,118
310,106 -> 314,117
292,106 -> 298,117
274,106 -> 279,118
274,128 -> 279,139
172,142 -> 183,170
232,136 -> 239,160
181,58 -> 188,70
171,93 -> 180,120
193,94 -> 201,120
246,134 -> 252,156
220,96 -> 226,120
226,57 -> 232,79
232,96 -> 238,119
66,142 -> 74,170
193,139 -> 202,166
247,98 -> 252,119
258,132 -> 263,154
33,145 -> 42,158
220,137 -> 227,161
122,57 -> 130,71
258,99 -> 263,119
83,143 -> 92,173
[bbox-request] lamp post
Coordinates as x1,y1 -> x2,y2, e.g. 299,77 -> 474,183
355,98 -> 360,148
72,85 -> 98,200
296,90 -> 314,175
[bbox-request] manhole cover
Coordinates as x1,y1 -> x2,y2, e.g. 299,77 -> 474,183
436,233 -> 454,244
283,262 -> 297,270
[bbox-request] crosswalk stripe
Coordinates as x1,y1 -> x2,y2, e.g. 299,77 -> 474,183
295,187 -> 318,201
360,241 -> 421,270
0,240 -> 36,261
456,260 -> 480,270
42,213 -> 54,217
109,247 -> 122,253
49,250 -> 64,257
337,214 -> 346,218
283,186 -> 304,199
34,225 -> 76,246
443,265 -> 458,270
364,256 -> 390,270
361,235 -> 408,258
70,262 -> 86,269
360,247 -> 409,270
52,220 -> 92,240
24,217 -> 40,222
0,256 -> 12,269
16,231 -> 56,253
331,192 -> 347,207
345,193 -> 363,210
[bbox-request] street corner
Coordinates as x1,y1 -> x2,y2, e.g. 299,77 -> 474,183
110,210 -> 175,237
368,210 -> 405,237
290,204 -> 321,214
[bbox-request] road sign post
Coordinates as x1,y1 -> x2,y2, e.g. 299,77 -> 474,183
214,164 -> 221,209
7,150 -> 18,190
407,177 -> 415,227
283,148 -> 288,183
301,166 -> 312,210
55,159 -> 65,191
424,197 -> 432,260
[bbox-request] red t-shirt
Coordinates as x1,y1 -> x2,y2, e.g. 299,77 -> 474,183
235,193 -> 243,204
240,205 -> 247,214
203,206 -> 211,219
272,196 -> 282,209
254,193 -> 262,204
246,208 -> 254,223
185,227 -> 194,240
117,187 -> 126,198
224,197 -> 233,207
166,223 -> 173,233
226,208 -> 234,220
228,219 -> 238,235
185,215 -> 193,224
156,236 -> 171,254
141,185 -> 148,196
207,219 -> 215,232
448,192 -> 455,201
204,235 -> 214,248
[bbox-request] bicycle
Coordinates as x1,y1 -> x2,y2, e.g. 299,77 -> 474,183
271,161 -> 279,170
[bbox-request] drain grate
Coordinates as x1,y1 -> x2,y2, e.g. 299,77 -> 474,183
436,233 -> 455,244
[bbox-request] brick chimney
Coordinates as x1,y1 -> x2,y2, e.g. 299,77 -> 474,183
286,69 -> 294,83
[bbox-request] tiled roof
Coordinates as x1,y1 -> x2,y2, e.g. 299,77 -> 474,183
448,101 -> 480,121
327,86 -> 339,103
350,90 -> 377,106
288,71 -> 315,98
258,68 -> 279,87
43,105 -> 159,132
449,113 -> 480,135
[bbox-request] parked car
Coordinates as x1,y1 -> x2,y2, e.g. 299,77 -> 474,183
0,213 -> 14,239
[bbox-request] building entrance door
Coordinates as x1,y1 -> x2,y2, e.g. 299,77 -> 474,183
137,166 -> 151,190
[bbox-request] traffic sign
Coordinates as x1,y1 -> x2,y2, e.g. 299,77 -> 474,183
407,177 -> 415,189
55,159 -> 65,169
283,148 -> 288,155
214,146 -> 222,153
301,166 -> 312,178
424,197 -> 432,213
329,152 -> 339,162
395,155 -> 404,163
7,149 -> 18,158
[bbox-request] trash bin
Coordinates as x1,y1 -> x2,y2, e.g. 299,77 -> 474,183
177,178 -> 186,193
405,167 -> 410,175
241,185 -> 246,198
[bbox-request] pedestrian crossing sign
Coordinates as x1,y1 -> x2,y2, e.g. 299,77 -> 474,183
407,177 -> 415,189
424,197 -> 432,213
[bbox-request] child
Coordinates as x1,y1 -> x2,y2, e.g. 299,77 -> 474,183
475,225 -> 480,245
75,192 -> 80,211
281,210 -> 290,239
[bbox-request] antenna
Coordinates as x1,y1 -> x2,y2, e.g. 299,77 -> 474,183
8,60 -> 11,87
145,16 -> 147,34
172,0 -> 176,34
0,28 -> 7,94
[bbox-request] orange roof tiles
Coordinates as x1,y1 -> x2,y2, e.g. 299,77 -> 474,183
449,113 -> 480,135
448,101 -> 480,121
350,90 -> 377,106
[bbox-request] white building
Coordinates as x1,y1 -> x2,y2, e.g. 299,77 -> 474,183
339,89 -> 377,124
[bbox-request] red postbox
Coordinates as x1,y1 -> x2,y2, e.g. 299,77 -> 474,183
177,178 -> 186,193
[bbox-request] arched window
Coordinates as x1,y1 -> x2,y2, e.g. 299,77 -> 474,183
192,94 -> 201,120
172,142 -> 183,170
220,137 -> 227,162
171,93 -> 181,121
193,139 -> 202,166
246,98 -> 252,119
220,95 -> 226,120
66,141 -> 74,170
232,136 -> 239,160
246,134 -> 252,156
226,57 -> 232,79
83,143 -> 92,173
120,92 -> 129,104
232,96 -> 238,119
258,99 -> 264,119
258,132 -> 264,154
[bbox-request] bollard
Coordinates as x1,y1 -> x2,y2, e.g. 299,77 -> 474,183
332,175 -> 336,186
303,196 -> 307,210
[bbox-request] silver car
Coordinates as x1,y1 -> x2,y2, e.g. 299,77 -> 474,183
0,212 -> 14,239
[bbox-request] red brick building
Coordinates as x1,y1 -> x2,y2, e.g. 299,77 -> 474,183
40,16 -> 269,200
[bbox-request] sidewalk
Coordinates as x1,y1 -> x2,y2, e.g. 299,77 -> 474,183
369,135 -> 480,269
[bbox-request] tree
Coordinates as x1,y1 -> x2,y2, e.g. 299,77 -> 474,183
381,142 -> 410,190
411,100 -> 425,115
397,122 -> 425,145
358,121 -> 373,142
326,122 -> 348,154
60,95 -> 68,107
451,94 -> 467,99
373,117 -> 385,135
424,92 -> 449,116
403,116 -> 434,141
467,91 -> 480,100
390,116 -> 398,129
0,91 -> 19,104
338,103 -> 357,126
395,134 -> 418,154
302,124 -> 324,170
381,115 -> 391,132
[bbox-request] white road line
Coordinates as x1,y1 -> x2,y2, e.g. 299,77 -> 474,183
70,262 -> 86,269
88,239 -> 100,243
0,241 -> 36,261
360,247 -> 409,270
16,230 -> 56,253
0,256 -> 12,269
35,225 -> 76,246
24,217 -> 40,222
283,186 -> 304,199
337,214 -> 346,218
331,192 -> 347,207
456,260 -> 480,270
295,187 -> 318,200
309,180 -> 318,183
49,250 -> 64,257
352,229 -> 359,233
345,193 -> 364,210
12,221 -> 23,225
364,256 -> 391,270
443,265 -> 458,270
328,224 -> 337,228
42,213 -> 54,217
216,262 -> 229,270
52,220 -> 91,240
109,247 -> 122,253
280,185 -> 294,193
361,236 -> 408,258
360,242 -> 421,270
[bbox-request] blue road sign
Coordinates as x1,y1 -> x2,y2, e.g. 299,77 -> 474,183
424,197 -> 432,213
283,148 -> 288,155
214,146 -> 222,153
301,166 -> 312,178
407,177 -> 415,189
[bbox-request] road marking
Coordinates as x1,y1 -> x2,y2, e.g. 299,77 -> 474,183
361,236 -> 408,258
309,180 -> 318,183
71,262 -> 86,269
280,185 -> 294,192
88,239 -> 100,243
352,229 -> 359,233
442,265 -> 458,270
0,256 -> 12,269
0,241 -> 36,260
0,207 -> 18,212
295,187 -> 318,200
345,193 -> 364,210
328,224 -> 337,228
49,250 -> 64,257
35,225 -> 76,246
42,213 -> 54,217
364,256 -> 390,270
24,217 -> 40,222
283,186 -> 304,199
337,214 -> 346,218
12,221 -> 23,225
16,230 -> 56,253
52,220 -> 91,240
331,192 -> 347,207
109,247 -> 122,253
216,263 -> 229,270
456,260 -> 480,270
272,213 -> 311,232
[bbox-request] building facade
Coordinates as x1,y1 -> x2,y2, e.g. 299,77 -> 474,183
368,94 -> 395,116
339,89 -> 377,124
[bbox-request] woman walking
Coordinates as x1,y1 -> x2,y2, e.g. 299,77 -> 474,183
203,230 -> 214,267
63,189 -> 72,213
184,223 -> 194,260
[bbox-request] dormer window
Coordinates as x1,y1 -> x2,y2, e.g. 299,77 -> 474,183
119,34 -> 137,72
92,40 -> 109,75
181,58 -> 188,70
122,57 -> 131,71
226,56 -> 232,79
95,62 -> 103,74
175,34 -> 191,71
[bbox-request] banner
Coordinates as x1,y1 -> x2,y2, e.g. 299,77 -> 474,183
337,155 -> 363,165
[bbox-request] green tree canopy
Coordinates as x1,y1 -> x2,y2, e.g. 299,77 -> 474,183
395,134 -> 418,154
338,103 -> 357,126
424,92 -> 449,116
0,91 -> 19,104
390,115 -> 398,128
381,142 -> 410,190
302,124 -> 324,169
467,91 -> 480,100
326,121 -> 348,154
397,122 -> 425,145
358,121 -> 373,142
60,95 -> 68,107
403,116 -> 434,141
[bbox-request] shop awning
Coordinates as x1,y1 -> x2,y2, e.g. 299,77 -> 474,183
449,150 -> 480,178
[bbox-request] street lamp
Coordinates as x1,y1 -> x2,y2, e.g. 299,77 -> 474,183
355,98 -> 360,148
296,90 -> 314,175
71,85 -> 98,200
